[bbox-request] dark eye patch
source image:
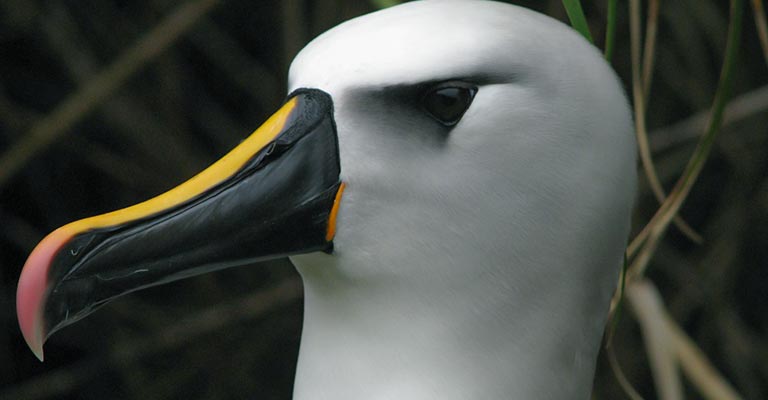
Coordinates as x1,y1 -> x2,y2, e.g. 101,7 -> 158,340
422,83 -> 477,126
345,79 -> 482,136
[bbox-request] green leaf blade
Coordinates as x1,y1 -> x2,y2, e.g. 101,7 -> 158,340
562,0 -> 595,44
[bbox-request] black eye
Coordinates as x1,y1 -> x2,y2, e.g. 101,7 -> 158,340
422,84 -> 477,126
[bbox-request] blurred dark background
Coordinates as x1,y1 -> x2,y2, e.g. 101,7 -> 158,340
1,0 -> 766,399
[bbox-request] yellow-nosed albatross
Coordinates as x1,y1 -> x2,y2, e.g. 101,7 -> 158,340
17,1 -> 636,398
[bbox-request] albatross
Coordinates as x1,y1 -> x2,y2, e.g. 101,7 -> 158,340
16,1 -> 636,398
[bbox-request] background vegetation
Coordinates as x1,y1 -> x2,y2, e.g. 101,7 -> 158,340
1,0 -> 766,399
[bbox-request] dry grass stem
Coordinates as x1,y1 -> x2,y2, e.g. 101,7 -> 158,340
611,2 -> 749,397
0,0 -> 221,189
0,279 -> 302,400
752,0 -> 768,67
622,91 -> 768,259
628,280 -> 745,400
604,0 -> 619,60
628,280 -> 684,400
668,318 -> 745,400
281,0 -> 306,73
627,0 -> 744,279
650,84 -> 768,152
629,0 -> 703,245
607,345 -> 646,400
642,0 -> 660,99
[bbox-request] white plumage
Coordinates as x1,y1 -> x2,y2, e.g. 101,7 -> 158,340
288,1 -> 635,398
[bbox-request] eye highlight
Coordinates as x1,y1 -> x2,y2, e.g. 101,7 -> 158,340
422,83 -> 478,126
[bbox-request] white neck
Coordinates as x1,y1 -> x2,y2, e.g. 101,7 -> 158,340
291,251 -> 613,400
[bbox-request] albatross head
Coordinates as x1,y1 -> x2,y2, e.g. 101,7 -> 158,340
287,1 -> 635,398
17,1 -> 635,399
